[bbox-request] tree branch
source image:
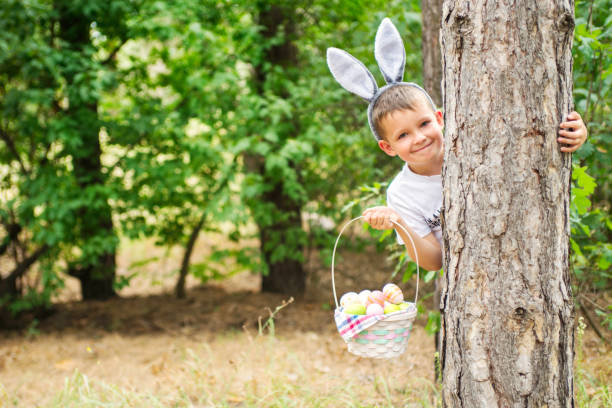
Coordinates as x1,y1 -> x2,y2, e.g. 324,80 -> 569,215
175,212 -> 207,299
578,299 -> 609,344
0,223 -> 22,257
102,38 -> 128,66
0,127 -> 29,175
2,244 -> 50,287
67,264 -> 84,278
174,157 -> 239,298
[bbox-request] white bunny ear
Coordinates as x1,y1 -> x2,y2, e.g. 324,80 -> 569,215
374,18 -> 405,84
327,47 -> 378,101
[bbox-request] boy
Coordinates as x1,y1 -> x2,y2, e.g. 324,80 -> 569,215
361,85 -> 587,271
327,18 -> 587,271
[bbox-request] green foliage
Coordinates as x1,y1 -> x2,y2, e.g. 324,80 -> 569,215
570,165 -> 612,324
573,0 -> 612,207
1,0 -> 131,310
189,246 -> 262,285
104,0 -> 243,246
571,0 -> 612,331
0,0 -> 243,313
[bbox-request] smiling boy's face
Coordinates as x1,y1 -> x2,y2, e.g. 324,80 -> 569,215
377,100 -> 445,176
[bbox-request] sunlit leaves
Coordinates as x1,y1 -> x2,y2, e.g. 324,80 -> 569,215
572,165 -> 597,215
571,1 -> 611,328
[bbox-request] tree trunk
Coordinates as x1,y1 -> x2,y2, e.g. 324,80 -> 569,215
250,1 -> 305,297
58,3 -> 116,300
175,214 -> 206,299
440,1 -> 575,406
259,183 -> 304,296
421,0 -> 444,107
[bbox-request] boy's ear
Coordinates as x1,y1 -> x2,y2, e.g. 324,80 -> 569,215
378,139 -> 397,157
435,110 -> 444,128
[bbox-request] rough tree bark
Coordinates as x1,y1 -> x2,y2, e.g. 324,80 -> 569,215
440,1 -> 575,406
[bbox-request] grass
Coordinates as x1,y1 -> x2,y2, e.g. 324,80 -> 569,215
45,369 -> 440,408
3,325 -> 609,408
4,329 -> 609,408
1,331 -> 441,408
575,318 -> 612,407
35,345 -> 441,408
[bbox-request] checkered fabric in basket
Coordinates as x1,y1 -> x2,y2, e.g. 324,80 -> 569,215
334,304 -> 417,359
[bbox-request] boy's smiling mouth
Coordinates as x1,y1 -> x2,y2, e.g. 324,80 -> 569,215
412,141 -> 433,153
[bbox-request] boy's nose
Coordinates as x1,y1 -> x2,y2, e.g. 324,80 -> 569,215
413,131 -> 427,143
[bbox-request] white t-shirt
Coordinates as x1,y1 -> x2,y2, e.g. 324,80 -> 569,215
386,164 -> 443,246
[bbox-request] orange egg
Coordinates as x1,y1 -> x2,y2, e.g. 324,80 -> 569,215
366,290 -> 385,307
382,283 -> 404,304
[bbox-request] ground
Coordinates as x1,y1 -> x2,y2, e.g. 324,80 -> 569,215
0,236 -> 610,407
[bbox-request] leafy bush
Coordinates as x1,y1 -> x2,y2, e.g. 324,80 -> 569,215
571,0 -> 612,333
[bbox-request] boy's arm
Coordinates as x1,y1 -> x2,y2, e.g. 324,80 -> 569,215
394,220 -> 442,271
363,206 -> 442,271
558,111 -> 587,153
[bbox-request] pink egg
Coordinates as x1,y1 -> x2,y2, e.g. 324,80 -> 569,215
366,290 -> 385,307
383,283 -> 404,304
366,303 -> 384,315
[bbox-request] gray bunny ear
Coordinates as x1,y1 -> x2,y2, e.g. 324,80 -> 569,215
327,47 -> 378,101
374,18 -> 405,84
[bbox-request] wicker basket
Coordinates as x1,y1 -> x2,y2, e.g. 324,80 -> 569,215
332,216 -> 420,359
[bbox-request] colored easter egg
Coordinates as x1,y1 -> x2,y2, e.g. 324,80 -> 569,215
344,303 -> 366,315
382,283 -> 404,304
340,292 -> 360,308
384,302 -> 401,314
366,290 -> 385,307
399,302 -> 412,310
358,290 -> 371,305
366,303 -> 384,315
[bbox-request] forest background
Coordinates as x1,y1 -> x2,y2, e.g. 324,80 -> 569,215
0,0 -> 610,406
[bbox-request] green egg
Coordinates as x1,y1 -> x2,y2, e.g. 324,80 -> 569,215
399,302 -> 412,310
384,303 -> 401,314
344,303 -> 366,315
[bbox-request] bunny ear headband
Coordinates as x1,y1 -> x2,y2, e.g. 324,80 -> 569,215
327,18 -> 436,141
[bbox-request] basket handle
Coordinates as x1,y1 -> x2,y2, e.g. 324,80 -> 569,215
331,215 -> 420,309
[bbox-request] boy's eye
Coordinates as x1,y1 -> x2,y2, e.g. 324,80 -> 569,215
398,133 -> 408,139
421,121 -> 430,127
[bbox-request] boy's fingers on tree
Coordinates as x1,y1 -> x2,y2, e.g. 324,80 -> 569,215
558,130 -> 586,145
566,111 -> 581,121
557,137 -> 580,144
560,144 -> 580,153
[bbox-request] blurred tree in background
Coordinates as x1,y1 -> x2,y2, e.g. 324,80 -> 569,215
99,1 -> 244,299
230,0 -> 422,295
0,0 -> 135,319
0,0 -> 609,334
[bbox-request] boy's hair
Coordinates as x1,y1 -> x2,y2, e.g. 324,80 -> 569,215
371,84 -> 437,140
